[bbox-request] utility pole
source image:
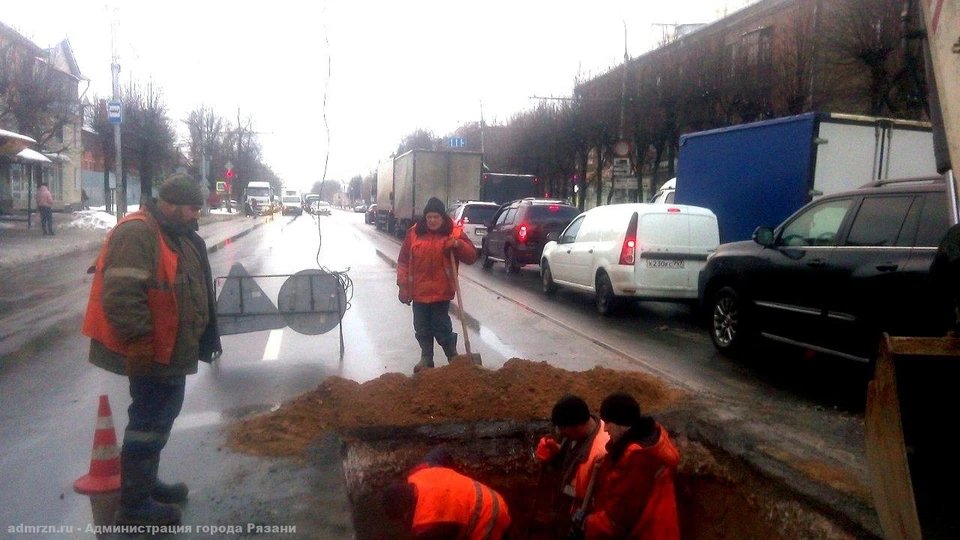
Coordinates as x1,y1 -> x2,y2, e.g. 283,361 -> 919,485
111,9 -> 124,219
200,107 -> 209,215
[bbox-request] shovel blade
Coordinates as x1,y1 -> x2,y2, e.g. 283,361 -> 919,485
449,353 -> 482,367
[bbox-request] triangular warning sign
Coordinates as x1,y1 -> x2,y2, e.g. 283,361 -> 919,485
216,262 -> 286,336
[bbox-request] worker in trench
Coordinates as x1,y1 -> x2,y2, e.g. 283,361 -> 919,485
567,392 -> 681,540
533,395 -> 610,534
382,447 -> 515,539
397,197 -> 478,373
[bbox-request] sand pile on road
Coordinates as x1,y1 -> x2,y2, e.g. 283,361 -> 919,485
229,358 -> 685,457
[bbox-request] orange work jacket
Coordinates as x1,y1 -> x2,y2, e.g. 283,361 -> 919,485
567,420 -> 611,502
408,466 -> 512,540
82,211 -> 179,364
397,225 -> 476,304
585,424 -> 680,540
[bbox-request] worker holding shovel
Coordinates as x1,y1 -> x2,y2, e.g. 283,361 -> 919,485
397,197 -> 479,373
569,392 -> 680,540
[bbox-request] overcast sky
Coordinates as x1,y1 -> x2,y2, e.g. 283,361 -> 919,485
2,0 -> 754,193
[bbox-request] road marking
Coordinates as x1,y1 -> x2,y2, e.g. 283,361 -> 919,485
262,329 -> 283,362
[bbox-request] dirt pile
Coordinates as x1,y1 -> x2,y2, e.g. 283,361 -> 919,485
229,358 -> 685,457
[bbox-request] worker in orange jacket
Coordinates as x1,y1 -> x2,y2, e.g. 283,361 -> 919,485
383,448 -> 514,539
397,197 -> 478,373
535,395 -> 609,517
572,392 -> 680,540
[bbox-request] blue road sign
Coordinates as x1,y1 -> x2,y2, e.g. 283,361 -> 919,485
108,101 -> 122,125
449,137 -> 465,148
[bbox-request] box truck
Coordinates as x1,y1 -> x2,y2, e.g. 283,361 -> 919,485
375,150 -> 483,235
675,112 -> 936,243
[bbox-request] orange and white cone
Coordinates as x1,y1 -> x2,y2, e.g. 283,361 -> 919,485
73,394 -> 122,494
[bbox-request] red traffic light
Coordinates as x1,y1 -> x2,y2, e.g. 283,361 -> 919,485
226,169 -> 234,179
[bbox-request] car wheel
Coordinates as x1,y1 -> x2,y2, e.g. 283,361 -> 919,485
541,261 -> 558,295
505,246 -> 521,274
481,241 -> 494,270
595,272 -> 620,316
709,286 -> 751,355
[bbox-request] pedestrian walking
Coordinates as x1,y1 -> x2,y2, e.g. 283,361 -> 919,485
81,188 -> 90,210
396,197 -> 478,373
36,182 -> 54,235
82,173 -> 222,526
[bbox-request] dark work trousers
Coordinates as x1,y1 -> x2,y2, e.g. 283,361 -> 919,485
122,376 -> 186,460
412,300 -> 458,365
39,206 -> 54,234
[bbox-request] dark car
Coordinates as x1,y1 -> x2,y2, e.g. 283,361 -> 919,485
699,177 -> 951,363
481,198 -> 580,273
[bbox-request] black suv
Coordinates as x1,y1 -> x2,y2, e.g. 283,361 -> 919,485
699,177 -> 951,363
482,198 -> 580,273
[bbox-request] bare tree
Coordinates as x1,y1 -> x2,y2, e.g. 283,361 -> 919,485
122,80 -> 176,205
395,128 -> 440,155
86,97 -> 117,211
183,105 -> 226,195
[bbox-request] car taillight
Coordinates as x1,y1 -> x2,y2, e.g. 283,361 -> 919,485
548,205 -> 560,212
619,213 -> 639,265
517,223 -> 530,243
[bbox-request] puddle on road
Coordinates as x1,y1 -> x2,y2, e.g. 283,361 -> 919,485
174,403 -> 281,431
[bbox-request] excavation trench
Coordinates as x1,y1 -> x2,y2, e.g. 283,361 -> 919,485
336,419 -> 862,540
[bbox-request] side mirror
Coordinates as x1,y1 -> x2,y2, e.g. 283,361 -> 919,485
753,226 -> 775,247
546,232 -> 559,242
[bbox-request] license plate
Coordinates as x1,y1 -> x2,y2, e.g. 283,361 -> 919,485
646,259 -> 684,269
475,228 -> 487,236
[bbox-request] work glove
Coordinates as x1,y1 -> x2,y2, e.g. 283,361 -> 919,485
125,337 -> 155,376
535,436 -> 561,462
443,237 -> 462,251
398,290 -> 412,305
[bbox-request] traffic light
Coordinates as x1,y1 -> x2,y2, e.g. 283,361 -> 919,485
226,169 -> 234,179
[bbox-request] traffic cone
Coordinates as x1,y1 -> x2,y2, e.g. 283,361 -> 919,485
74,394 -> 122,494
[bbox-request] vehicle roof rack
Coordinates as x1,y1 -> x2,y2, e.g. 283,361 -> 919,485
858,175 -> 944,189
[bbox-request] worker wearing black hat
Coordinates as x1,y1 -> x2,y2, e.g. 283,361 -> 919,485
83,173 -> 221,526
396,197 -> 478,373
569,392 -> 680,540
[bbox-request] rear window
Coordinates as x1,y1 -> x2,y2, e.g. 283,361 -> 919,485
462,205 -> 498,222
282,196 -> 300,203
527,205 -> 579,222
845,196 -> 914,247
639,213 -> 718,248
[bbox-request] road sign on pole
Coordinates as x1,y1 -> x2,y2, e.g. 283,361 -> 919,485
108,101 -> 122,124
449,137 -> 466,148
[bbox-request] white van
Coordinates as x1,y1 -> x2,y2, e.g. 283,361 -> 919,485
540,203 -> 719,315
649,177 -> 676,204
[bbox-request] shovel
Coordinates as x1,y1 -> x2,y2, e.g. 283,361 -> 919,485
449,250 -> 482,367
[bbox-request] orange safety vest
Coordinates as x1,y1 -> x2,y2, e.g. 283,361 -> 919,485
568,420 -> 611,501
82,211 -> 180,365
408,467 -> 512,540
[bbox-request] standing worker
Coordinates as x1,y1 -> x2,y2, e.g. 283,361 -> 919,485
572,392 -> 680,540
82,173 -> 222,526
535,394 -> 609,527
383,448 -> 514,539
36,181 -> 54,235
397,197 -> 478,373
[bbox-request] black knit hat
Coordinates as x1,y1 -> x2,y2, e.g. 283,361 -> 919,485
599,392 -> 642,427
423,197 -> 446,216
551,394 -> 590,427
159,174 -> 203,206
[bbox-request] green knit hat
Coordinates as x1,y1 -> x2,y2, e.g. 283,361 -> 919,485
159,174 -> 203,206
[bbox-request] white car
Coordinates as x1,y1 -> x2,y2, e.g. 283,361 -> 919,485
448,201 -> 500,250
540,203 -> 719,315
315,201 -> 332,216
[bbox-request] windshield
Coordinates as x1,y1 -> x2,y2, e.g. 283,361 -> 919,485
246,188 -> 270,198
282,197 -> 300,204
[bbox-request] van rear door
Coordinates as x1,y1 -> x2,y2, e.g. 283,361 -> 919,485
636,209 -> 719,297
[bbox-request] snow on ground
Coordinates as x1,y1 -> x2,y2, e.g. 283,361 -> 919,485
62,208 -> 117,231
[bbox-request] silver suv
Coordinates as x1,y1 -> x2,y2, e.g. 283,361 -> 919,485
448,201 -> 500,250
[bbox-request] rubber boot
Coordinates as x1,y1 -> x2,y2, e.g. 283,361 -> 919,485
115,454 -> 182,526
441,334 -> 459,360
413,356 -> 434,374
148,455 -> 188,505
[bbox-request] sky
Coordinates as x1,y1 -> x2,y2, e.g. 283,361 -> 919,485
2,0 -> 755,193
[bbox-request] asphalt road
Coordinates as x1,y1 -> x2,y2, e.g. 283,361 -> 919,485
0,209 -> 878,538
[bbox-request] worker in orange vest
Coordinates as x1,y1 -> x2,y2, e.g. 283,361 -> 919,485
383,448 -> 514,539
535,394 -> 610,519
571,392 -> 680,540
